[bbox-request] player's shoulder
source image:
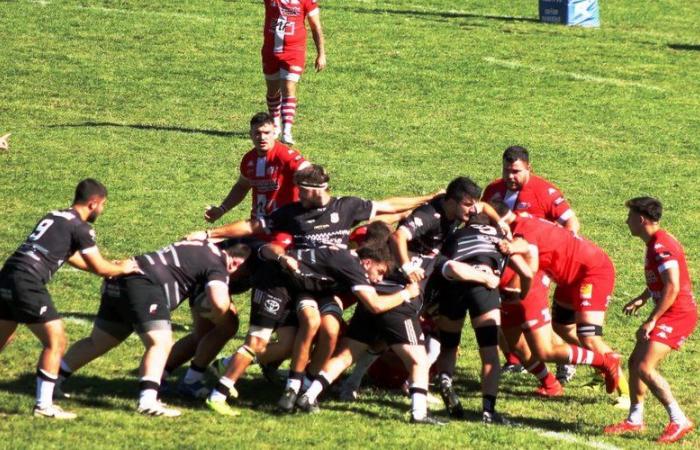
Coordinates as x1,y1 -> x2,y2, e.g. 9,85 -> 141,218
483,179 -> 506,200
529,174 -> 562,195
651,230 -> 683,253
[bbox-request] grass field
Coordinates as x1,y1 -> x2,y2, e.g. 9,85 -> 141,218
1,0 -> 699,448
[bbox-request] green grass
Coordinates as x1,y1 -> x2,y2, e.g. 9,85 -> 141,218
1,0 -> 699,448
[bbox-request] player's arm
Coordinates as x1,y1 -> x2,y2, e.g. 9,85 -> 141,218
638,267 -> 680,340
441,261 -> 500,290
202,280 -> 232,323
480,202 -> 512,239
205,176 -> 252,223
623,288 -> 651,316
187,218 -> 262,241
371,210 -> 411,226
258,243 -> 299,273
562,213 -> 580,235
498,237 -> 531,256
389,226 -> 424,282
307,11 -> 326,72
353,282 -> 419,314
372,192 -> 435,214
507,253 -> 533,299
74,248 -> 141,277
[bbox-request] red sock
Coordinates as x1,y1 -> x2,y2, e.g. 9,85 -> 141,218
567,345 -> 604,367
266,94 -> 281,122
525,361 -> 551,384
505,352 -> 521,365
281,96 -> 297,130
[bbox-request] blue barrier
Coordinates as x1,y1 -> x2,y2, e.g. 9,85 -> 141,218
539,0 -> 600,27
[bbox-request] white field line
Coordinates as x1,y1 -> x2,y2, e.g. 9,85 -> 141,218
484,56 -> 665,92
28,1 -> 214,22
510,420 -> 622,450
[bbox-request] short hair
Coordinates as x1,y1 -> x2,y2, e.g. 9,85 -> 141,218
294,164 -> 330,188
503,146 -> 530,164
467,212 -> 491,225
362,221 -> 393,248
250,112 -> 274,129
73,178 -> 107,204
626,197 -> 663,222
357,244 -> 395,271
445,177 -> 482,203
488,199 -> 511,218
223,243 -> 252,260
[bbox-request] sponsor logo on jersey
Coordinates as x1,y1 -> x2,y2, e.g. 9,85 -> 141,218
149,304 -> 158,314
39,306 -> 47,316
330,212 -> 339,224
579,283 -> 593,299
264,299 -> 281,314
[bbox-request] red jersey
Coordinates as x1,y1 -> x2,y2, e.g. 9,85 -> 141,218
645,229 -> 696,316
239,141 -> 306,219
483,174 -> 573,225
512,215 -> 607,286
263,0 -> 319,54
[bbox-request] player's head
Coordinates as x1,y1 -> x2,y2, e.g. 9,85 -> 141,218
362,221 -> 393,248
625,196 -> 662,237
488,199 -> 516,224
294,164 -> 331,208
249,112 -> 277,153
357,244 -> 394,284
502,146 -> 531,191
222,243 -> 252,274
73,178 -> 108,223
444,177 -> 482,222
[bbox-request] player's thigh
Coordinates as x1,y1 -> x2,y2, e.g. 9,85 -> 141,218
636,339 -> 673,372
27,319 -> 66,349
390,343 -> 427,368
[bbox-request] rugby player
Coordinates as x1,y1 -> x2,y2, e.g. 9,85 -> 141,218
57,240 -> 246,417
0,179 -> 140,419
604,197 -> 696,443
260,0 -> 326,145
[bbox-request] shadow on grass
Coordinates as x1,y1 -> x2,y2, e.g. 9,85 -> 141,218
326,5 -> 539,23
668,43 -> 700,51
0,372 -> 135,413
45,121 -> 247,138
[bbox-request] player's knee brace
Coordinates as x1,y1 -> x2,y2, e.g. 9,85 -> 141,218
439,330 -> 461,350
236,344 -> 257,363
474,325 -> 499,348
576,323 -> 603,338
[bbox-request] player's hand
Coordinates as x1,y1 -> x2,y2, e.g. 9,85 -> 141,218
497,220 -> 513,241
484,273 -> 501,290
120,258 -> 143,275
637,319 -> 656,341
315,53 -> 326,72
186,230 -> 208,241
623,297 -> 647,316
205,205 -> 226,223
498,239 -> 513,255
0,133 -> 10,150
404,282 -> 420,300
278,254 -> 300,273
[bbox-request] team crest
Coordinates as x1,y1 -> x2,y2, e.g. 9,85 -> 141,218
264,299 -> 280,313
149,304 -> 158,314
39,306 -> 47,315
330,212 -> 339,223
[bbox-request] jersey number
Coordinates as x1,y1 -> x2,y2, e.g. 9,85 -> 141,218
28,219 -> 54,241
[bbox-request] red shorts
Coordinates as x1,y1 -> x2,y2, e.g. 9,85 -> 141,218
501,271 -> 552,331
553,257 -> 615,313
649,310 -> 698,350
262,47 -> 306,81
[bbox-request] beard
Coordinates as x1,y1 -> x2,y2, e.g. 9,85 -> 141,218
86,210 -> 99,223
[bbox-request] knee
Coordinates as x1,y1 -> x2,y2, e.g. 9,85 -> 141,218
637,362 -> 653,381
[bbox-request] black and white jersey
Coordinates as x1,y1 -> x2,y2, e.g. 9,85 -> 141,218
286,247 -> 374,295
398,196 -> 460,256
262,196 -> 375,249
135,240 -> 229,310
438,224 -> 506,276
2,208 -> 97,283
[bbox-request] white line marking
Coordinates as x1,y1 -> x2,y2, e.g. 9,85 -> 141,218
73,5 -> 213,22
510,420 -> 622,450
484,57 -> 665,92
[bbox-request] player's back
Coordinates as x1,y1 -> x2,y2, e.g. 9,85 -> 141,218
3,208 -> 95,283
442,223 -> 505,273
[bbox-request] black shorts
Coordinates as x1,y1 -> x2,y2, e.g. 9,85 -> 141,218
0,267 -> 60,324
552,301 -> 576,325
437,282 -> 501,321
295,292 -> 343,319
95,275 -> 171,340
249,285 -> 295,329
346,302 -> 424,347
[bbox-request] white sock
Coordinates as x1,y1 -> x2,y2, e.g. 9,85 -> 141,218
344,351 -> 380,391
410,386 -> 428,419
627,403 -> 644,424
183,367 -> 205,384
305,380 -> 324,403
426,337 -> 441,367
36,369 -> 57,408
138,376 -> 160,407
286,378 -> 302,394
209,377 -> 235,402
665,401 -> 688,424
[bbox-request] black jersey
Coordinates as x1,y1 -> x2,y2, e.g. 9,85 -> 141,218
2,208 -> 97,283
290,247 -> 373,294
261,196 -> 374,249
135,240 -> 229,310
398,196 -> 460,256
440,224 -> 506,274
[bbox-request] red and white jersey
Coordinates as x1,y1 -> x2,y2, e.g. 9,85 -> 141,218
645,229 -> 696,316
239,141 -> 307,219
263,0 -> 319,54
483,174 -> 573,225
512,214 -> 608,286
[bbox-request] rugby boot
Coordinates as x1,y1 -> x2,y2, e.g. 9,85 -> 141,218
137,400 -> 181,418
603,420 -> 645,435
296,393 -> 320,414
482,410 -> 511,425
205,397 -> 240,417
33,404 -> 77,420
177,380 -> 210,400
438,375 -> 464,418
410,414 -> 447,426
657,420 -> 694,444
555,363 -> 577,385
277,388 -> 298,413
535,379 -> 564,397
